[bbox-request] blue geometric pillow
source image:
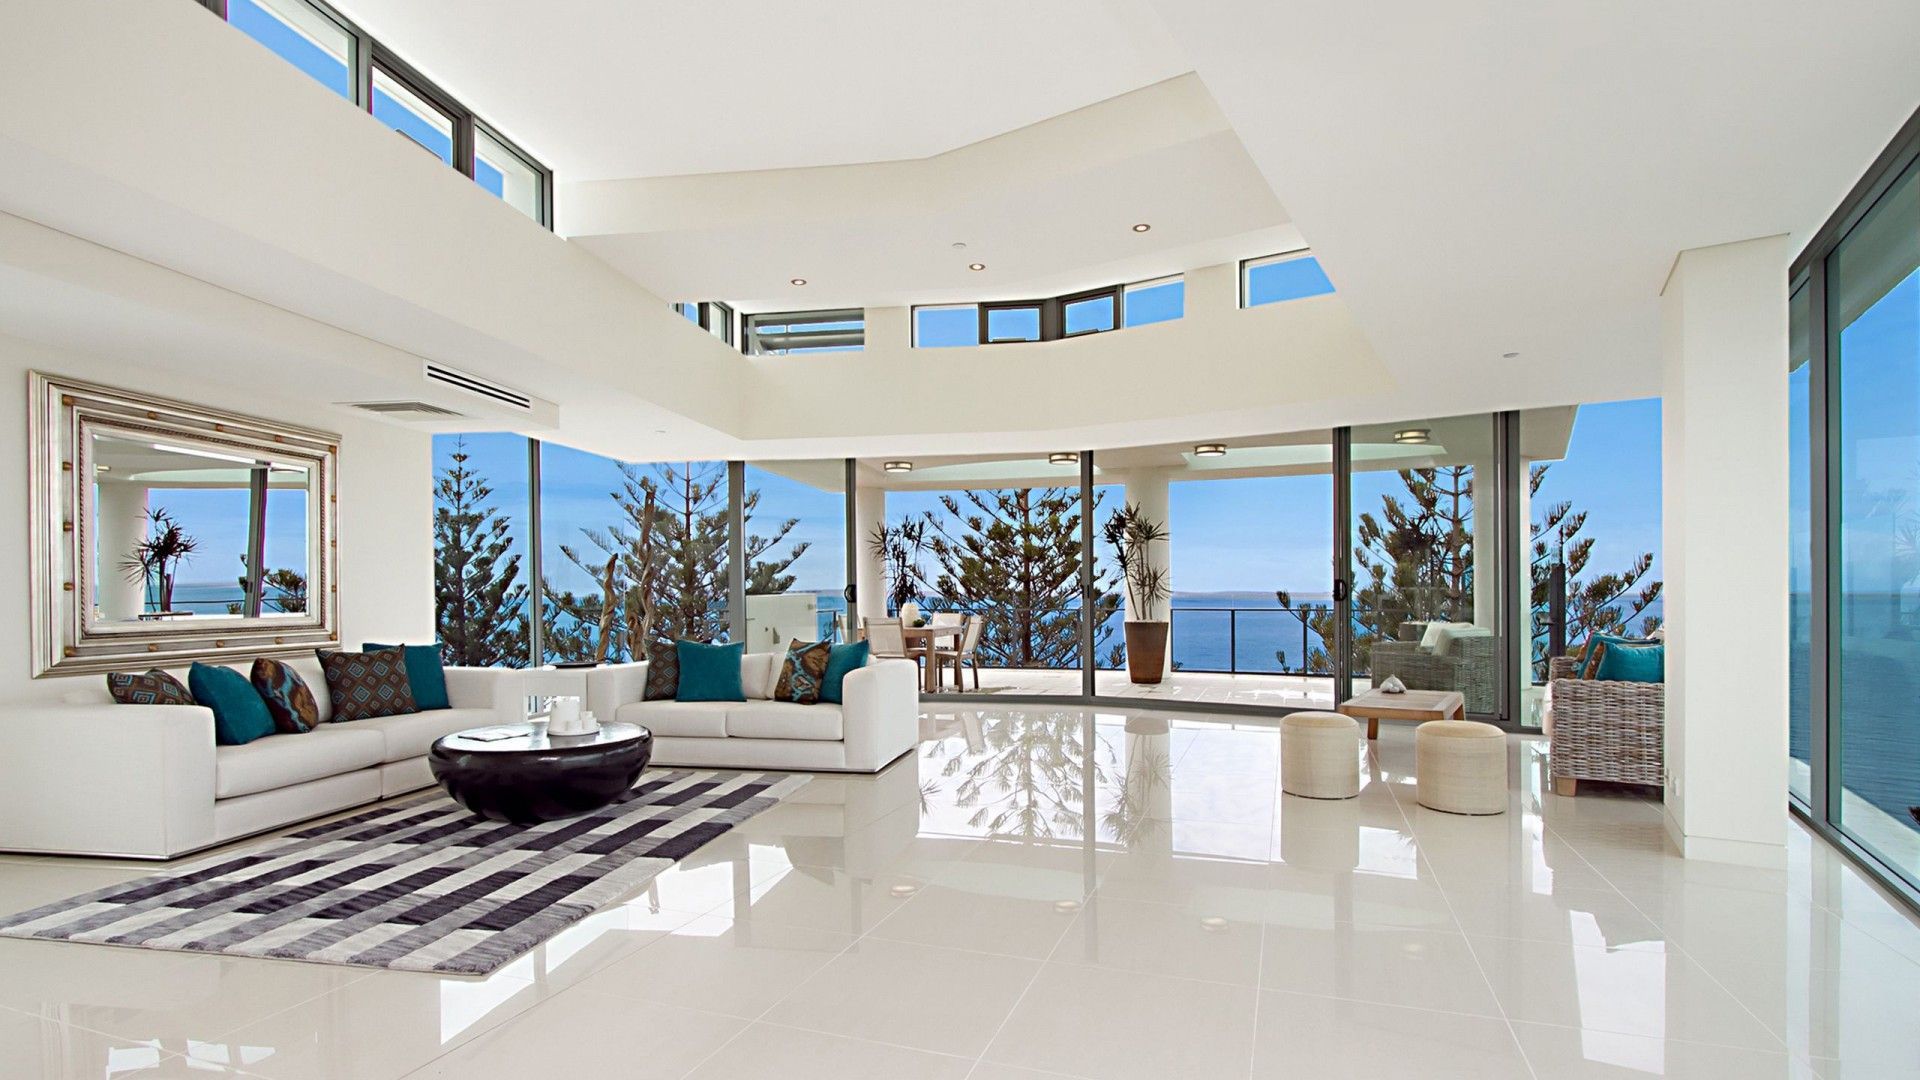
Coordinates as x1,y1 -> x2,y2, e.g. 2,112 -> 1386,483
362,642 -> 450,711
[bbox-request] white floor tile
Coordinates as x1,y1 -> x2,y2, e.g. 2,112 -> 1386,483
1250,991 -> 1530,1079
982,962 -> 1257,1080
762,937 -> 1038,1058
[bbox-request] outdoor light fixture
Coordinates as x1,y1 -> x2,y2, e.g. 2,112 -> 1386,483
1394,428 -> 1432,444
883,460 -> 913,474
789,277 -> 807,286
968,263 -> 986,271
1049,452 -> 1079,466
1193,443 -> 1227,457
1132,222 -> 1152,232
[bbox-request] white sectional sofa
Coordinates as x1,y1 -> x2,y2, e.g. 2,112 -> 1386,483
0,657 -> 525,859
585,652 -> 919,773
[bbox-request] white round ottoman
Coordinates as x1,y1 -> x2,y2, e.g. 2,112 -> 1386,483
1415,720 -> 1507,815
1282,711 -> 1360,799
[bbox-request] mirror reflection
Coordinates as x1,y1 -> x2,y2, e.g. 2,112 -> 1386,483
90,434 -> 312,624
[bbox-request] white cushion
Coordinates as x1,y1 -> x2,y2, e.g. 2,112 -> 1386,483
350,708 -> 500,763
1419,621 -> 1488,656
615,699 -> 734,738
726,701 -> 844,742
742,653 -> 775,700
214,725 -> 384,799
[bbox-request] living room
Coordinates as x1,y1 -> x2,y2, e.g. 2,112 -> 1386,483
1,1 -> 1918,1078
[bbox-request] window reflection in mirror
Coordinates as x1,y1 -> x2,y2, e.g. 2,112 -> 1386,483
90,434 -> 312,624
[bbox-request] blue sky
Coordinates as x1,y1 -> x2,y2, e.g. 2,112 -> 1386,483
435,398 -> 1663,600
132,488 -> 309,588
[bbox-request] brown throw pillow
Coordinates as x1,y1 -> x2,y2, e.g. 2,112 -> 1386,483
251,657 -> 320,733
775,639 -> 833,705
316,647 -> 417,721
1582,642 -> 1608,679
643,641 -> 680,701
106,669 -> 194,706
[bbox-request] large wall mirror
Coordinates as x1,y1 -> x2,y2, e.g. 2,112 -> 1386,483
30,373 -> 339,677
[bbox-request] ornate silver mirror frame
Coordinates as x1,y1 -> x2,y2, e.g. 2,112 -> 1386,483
28,372 -> 340,677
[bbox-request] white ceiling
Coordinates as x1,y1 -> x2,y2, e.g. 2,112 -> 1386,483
335,0 -> 1191,182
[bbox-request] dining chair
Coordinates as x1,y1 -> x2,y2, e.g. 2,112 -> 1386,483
938,614 -> 986,691
863,617 -> 910,658
930,612 -> 964,627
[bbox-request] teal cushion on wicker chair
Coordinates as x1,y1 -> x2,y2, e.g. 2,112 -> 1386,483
1593,642 -> 1664,683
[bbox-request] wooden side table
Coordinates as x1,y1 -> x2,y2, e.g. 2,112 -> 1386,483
1338,688 -> 1466,740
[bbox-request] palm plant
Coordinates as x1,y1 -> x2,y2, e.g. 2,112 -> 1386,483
1102,502 -> 1170,621
867,517 -> 929,615
123,507 -> 197,614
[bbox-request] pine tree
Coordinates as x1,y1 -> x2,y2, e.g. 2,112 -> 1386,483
434,440 -> 530,667
922,487 -> 1120,668
1529,462 -> 1662,676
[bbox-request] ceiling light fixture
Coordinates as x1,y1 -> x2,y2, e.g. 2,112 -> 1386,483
883,460 -> 913,474
968,262 -> 986,272
1193,443 -> 1227,457
1132,223 -> 1152,233
789,278 -> 807,286
1393,428 -> 1432,444
1049,452 -> 1079,466
1502,351 -> 1520,359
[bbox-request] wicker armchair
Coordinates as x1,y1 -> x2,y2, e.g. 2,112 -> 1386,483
1545,655 -> 1664,796
1370,631 -> 1499,714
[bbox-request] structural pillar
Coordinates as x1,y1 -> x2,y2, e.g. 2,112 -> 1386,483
1660,233 -> 1791,865
854,483 -> 888,624
96,479 -> 148,620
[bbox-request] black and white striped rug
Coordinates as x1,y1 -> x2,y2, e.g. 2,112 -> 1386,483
0,769 -> 807,976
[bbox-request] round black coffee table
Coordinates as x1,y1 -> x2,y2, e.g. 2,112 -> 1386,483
429,722 -> 653,824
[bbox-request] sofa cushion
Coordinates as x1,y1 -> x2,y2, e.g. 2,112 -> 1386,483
318,647 -> 418,722
677,641 -> 746,702
106,668 -> 194,706
742,652 -> 776,700
1594,641 -> 1664,683
820,641 -> 870,705
214,725 -> 385,799
774,640 -> 833,704
726,701 -> 844,742
644,641 -> 679,700
251,658 -> 320,734
614,700 -> 732,738
190,662 -> 277,746
353,707 -> 499,763
362,642 -> 450,710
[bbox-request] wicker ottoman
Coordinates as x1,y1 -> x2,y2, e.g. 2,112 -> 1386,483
1415,720 -> 1507,815
1282,711 -> 1361,800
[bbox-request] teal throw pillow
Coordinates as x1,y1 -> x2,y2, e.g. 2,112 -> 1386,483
1594,642 -> 1664,683
676,640 -> 746,702
363,642 -> 450,710
1579,633 -> 1656,679
188,662 -> 277,746
819,640 -> 871,704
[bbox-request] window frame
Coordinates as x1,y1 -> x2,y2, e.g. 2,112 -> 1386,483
742,309 -> 867,356
1240,248 -> 1332,309
194,0 -> 553,229
980,300 -> 1045,344
1059,286 -> 1120,338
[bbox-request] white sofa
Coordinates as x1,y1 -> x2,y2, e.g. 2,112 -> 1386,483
585,652 -> 919,773
0,657 -> 525,859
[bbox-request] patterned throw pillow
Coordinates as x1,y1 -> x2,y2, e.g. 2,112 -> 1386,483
105,669 -> 194,706
316,647 -> 417,722
251,657 -> 320,733
643,641 -> 680,701
774,639 -> 834,705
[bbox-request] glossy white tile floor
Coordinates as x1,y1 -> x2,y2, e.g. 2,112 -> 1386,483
3,705 -> 1918,1078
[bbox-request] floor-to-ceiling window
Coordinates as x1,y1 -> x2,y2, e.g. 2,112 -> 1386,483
743,461 -> 847,651
1796,105 -> 1920,909
431,434 -> 532,667
1347,415 -> 1505,718
1519,400 -> 1665,728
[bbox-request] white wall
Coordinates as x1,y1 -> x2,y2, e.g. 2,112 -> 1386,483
0,334 -> 435,705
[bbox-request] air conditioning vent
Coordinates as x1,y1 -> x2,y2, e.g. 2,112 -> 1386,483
423,363 -> 533,411
347,400 -> 465,419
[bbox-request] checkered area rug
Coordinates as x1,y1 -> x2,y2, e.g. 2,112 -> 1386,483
0,769 -> 809,976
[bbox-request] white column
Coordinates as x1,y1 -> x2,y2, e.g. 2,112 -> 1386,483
1661,233 -> 1790,866
1470,445 -> 1500,628
95,480 -> 148,620
854,483 -> 888,624
1118,469 -> 1173,677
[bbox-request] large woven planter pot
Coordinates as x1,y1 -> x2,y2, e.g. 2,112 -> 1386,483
1125,620 -> 1169,684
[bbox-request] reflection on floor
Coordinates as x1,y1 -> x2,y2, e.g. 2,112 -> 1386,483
1,705 -> 1915,1077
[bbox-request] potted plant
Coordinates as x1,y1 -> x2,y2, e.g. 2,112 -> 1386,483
122,507 -> 198,616
1104,503 -> 1170,684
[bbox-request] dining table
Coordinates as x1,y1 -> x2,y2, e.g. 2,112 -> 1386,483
900,623 -> 965,693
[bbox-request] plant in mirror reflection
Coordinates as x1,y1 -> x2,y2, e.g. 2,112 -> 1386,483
123,507 -> 198,615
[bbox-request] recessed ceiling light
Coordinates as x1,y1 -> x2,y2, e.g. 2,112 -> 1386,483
1132,223 -> 1152,233
968,262 -> 986,272
789,278 -> 807,286
1053,899 -> 1082,914
1193,443 -> 1227,457
1199,916 -> 1229,932
1502,351 -> 1520,359
889,883 -> 920,898
1393,428 -> 1432,444
1048,452 -> 1079,466
883,460 -> 913,474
